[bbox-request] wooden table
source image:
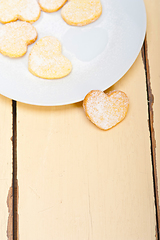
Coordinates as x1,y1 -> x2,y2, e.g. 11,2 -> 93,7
1,0 -> 160,239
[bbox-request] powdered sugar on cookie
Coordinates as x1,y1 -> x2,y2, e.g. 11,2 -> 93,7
0,21 -> 37,57
28,36 -> 72,79
39,0 -> 67,12
61,0 -> 102,26
83,90 -> 129,130
0,0 -> 41,24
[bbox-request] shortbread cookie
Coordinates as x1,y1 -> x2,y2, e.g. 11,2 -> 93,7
83,90 -> 129,130
39,0 -> 67,12
0,21 -> 37,58
0,0 -> 41,24
28,36 -> 72,79
61,0 -> 102,26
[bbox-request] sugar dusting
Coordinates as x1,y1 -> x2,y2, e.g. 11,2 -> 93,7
61,0 -> 102,26
39,0 -> 67,12
0,21 -> 37,57
29,36 -> 72,79
0,0 -> 40,23
19,0 -> 41,22
84,90 -> 129,130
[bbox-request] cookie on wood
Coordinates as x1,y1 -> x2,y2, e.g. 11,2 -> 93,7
61,0 -> 102,26
39,0 -> 67,12
83,90 -> 129,130
0,21 -> 37,58
0,0 -> 41,24
28,36 -> 72,79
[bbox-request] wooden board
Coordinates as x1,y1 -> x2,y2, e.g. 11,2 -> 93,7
17,52 -> 156,239
144,0 -> 160,231
0,96 -> 12,240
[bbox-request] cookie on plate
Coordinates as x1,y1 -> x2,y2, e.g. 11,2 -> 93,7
0,0 -> 41,24
28,36 -> 72,79
83,90 -> 129,130
61,0 -> 102,26
39,0 -> 67,12
0,21 -> 37,58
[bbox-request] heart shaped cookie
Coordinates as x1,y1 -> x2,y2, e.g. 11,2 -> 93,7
61,0 -> 102,26
39,0 -> 67,12
28,36 -> 72,79
83,90 -> 129,130
0,21 -> 37,58
0,0 -> 41,24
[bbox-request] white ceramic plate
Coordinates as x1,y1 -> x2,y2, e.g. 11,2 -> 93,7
0,0 -> 146,106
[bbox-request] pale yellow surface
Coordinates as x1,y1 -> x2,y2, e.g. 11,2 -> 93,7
144,0 -> 160,208
0,21 -> 37,58
0,96 -> 12,239
0,0 -> 41,24
29,36 -> 72,79
61,0 -> 102,26
39,0 -> 67,12
17,53 -> 156,239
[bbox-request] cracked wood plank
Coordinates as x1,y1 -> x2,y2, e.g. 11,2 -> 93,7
17,52 -> 156,239
12,101 -> 18,240
0,96 -> 12,240
143,0 -> 160,236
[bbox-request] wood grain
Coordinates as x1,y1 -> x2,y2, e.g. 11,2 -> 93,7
0,96 -> 12,240
143,0 -> 160,236
17,53 -> 156,239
